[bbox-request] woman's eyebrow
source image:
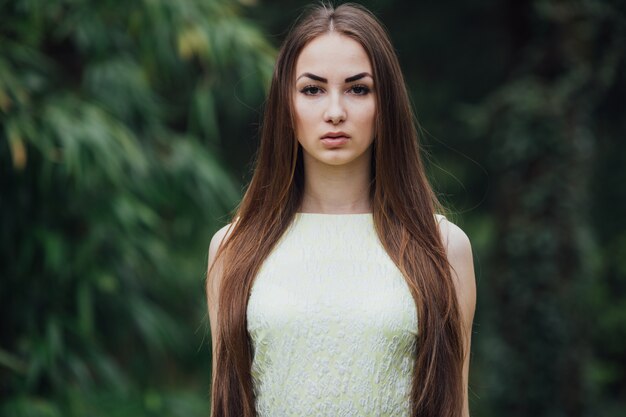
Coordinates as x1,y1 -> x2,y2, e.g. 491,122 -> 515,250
296,72 -> 373,83
297,73 -> 327,82
345,72 -> 373,82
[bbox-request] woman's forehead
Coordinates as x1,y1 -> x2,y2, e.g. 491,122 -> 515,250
294,33 -> 373,81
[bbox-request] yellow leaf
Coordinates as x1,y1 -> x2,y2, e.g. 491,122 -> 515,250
8,127 -> 27,170
177,25 -> 211,61
0,88 -> 11,112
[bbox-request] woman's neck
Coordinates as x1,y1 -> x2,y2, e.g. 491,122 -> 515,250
299,152 -> 372,214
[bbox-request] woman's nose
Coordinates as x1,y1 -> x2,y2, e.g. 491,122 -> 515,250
323,92 -> 346,125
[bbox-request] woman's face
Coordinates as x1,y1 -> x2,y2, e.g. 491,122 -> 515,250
293,33 -> 376,168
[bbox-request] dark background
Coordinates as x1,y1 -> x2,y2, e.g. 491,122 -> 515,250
2,0 -> 625,416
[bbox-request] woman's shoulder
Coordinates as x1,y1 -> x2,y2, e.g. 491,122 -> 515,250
208,216 -> 241,261
208,223 -> 235,261
434,214 -> 472,258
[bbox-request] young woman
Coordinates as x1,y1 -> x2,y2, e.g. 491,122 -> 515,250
206,3 -> 476,417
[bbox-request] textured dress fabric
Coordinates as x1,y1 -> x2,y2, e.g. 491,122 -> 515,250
247,212 -> 419,417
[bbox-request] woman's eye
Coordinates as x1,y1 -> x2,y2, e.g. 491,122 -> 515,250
301,85 -> 322,95
350,84 -> 371,95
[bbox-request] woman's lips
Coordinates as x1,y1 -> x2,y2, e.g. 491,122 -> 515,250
320,135 -> 350,148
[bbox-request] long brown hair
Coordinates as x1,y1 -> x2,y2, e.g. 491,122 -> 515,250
208,3 -> 464,417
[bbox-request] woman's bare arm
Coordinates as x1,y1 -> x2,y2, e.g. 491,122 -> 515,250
206,223 -> 234,400
438,217 -> 477,417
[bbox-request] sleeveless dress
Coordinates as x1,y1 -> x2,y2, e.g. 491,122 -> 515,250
247,212 -> 419,417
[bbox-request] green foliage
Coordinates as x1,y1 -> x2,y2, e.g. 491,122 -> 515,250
457,1 -> 626,416
0,0 -> 274,415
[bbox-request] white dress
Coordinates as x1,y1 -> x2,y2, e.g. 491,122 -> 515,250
247,212 -> 419,417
